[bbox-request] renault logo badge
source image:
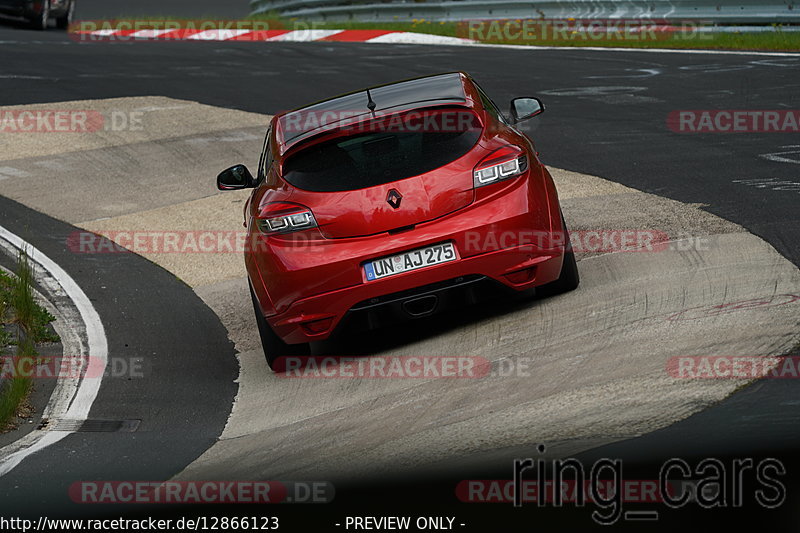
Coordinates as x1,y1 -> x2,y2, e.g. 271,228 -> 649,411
386,189 -> 403,209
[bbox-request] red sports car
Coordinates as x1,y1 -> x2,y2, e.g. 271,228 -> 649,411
217,72 -> 579,369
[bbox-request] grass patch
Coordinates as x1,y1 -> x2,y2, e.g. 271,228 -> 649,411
10,251 -> 58,344
249,14 -> 462,36
0,341 -> 34,428
280,18 -> 460,37
12,250 -> 35,335
694,30 -> 800,51
0,271 -> 11,350
0,377 -> 33,428
0,251 -> 59,430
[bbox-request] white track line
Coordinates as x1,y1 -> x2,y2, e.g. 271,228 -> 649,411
130,29 -> 177,39
186,29 -> 255,41
88,29 -> 119,37
0,225 -> 108,477
366,33 -> 473,45
264,29 -> 345,42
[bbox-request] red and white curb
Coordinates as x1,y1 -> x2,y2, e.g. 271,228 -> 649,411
73,28 -> 474,45
70,27 -> 800,56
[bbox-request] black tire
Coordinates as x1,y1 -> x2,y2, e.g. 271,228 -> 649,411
537,213 -> 580,297
29,0 -> 49,30
250,286 -> 310,371
55,0 -> 75,30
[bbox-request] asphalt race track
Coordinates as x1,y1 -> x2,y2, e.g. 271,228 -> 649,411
1,1 -> 799,529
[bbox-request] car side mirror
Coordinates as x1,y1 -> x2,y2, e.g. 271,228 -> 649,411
217,164 -> 255,190
510,97 -> 545,124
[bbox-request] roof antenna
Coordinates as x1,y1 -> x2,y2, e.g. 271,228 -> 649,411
366,88 -> 377,115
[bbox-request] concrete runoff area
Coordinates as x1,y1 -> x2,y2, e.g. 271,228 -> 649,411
0,97 -> 798,483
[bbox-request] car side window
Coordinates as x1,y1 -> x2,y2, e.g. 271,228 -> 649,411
257,127 -> 273,183
474,83 -> 509,125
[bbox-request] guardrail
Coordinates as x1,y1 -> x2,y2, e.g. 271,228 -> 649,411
249,0 -> 800,24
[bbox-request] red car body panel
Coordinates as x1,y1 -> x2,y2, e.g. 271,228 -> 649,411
241,72 -> 568,344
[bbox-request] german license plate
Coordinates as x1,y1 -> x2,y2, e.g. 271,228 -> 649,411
364,242 -> 457,281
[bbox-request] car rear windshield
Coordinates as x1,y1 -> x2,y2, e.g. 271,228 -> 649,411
281,108 -> 482,192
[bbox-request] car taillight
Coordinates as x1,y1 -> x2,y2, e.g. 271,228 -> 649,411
473,145 -> 528,188
255,202 -> 317,235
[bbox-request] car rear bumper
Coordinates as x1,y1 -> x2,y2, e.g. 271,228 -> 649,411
249,172 -> 566,344
265,245 -> 563,344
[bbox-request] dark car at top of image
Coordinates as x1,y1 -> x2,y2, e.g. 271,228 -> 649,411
0,0 -> 75,30
217,72 -> 580,370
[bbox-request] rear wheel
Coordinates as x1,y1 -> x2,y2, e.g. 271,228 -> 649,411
29,1 -> 50,30
55,0 -> 75,30
537,213 -> 580,297
250,286 -> 310,371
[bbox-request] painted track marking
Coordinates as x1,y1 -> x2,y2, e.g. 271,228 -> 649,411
0,225 -> 108,476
